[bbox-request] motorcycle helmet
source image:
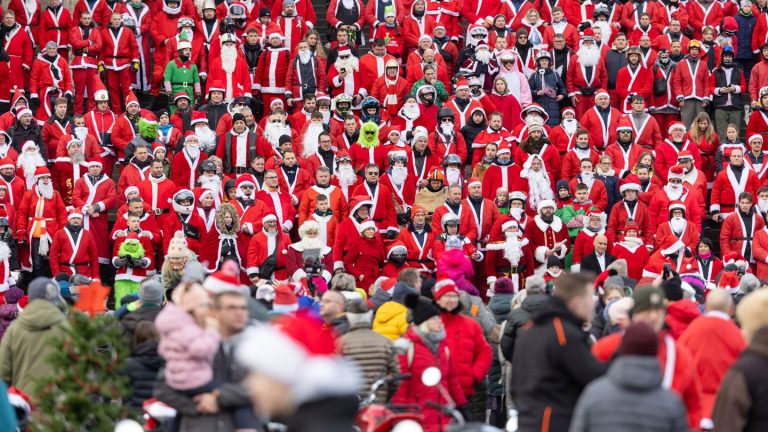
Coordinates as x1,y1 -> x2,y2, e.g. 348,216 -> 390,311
437,107 -> 454,124
442,154 -> 462,168
172,189 -> 195,214
199,159 -> 217,174
360,96 -> 381,124
333,94 -> 353,116
441,213 -> 460,231
177,17 -> 195,28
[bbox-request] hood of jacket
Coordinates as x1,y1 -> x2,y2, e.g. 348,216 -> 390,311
215,203 -> 240,235
488,293 -> 513,320
131,340 -> 164,369
16,299 -> 66,332
608,355 -> 663,391
375,301 -> 407,324
522,293 -> 549,315
0,303 -> 18,320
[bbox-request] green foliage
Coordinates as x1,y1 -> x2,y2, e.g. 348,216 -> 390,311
31,312 -> 134,432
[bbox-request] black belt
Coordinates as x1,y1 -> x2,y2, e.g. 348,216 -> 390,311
171,82 -> 191,87
496,266 -> 520,274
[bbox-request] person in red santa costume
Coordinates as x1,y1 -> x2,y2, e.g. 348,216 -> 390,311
1,11 -> 34,103
253,32 -> 290,110
484,218 -> 533,294
571,209 -> 608,272
246,213 -> 290,283
471,111 -> 515,167
138,159 -> 177,217
398,204 -> 436,277
83,78 -> 117,176
327,46 -> 367,102
158,188 -> 207,255
610,222 -> 650,280
71,157 -> 115,272
656,121 -> 704,182
235,176 -> 271,239
111,192 -> 162,248
43,99 -> 73,162
351,163 -> 398,239
430,183 -> 477,243
675,150 -> 708,200
463,177 -> 499,254
343,219 -> 386,289
513,116 -> 560,180
14,166 -> 68,276
51,137 -> 89,207
171,132 -> 207,190
29,41 -> 73,123
548,108 -> 580,156
207,33 -> 253,102
48,210 -> 99,279
528,199 -> 569,275
606,174 -> 654,246
654,201 -> 700,253
519,154 -> 557,217
0,157 -> 25,209
429,108 -> 467,165
16,140 -> 46,191
68,11 -> 102,115
579,89 -> 621,152
100,12 -> 139,115
276,150 -> 314,208
110,91 -> 157,166
561,128 -> 600,180
711,146 -> 760,222
719,191 -> 766,269
379,152 -> 416,215
648,164 -> 705,228
332,195 -> 373,272
256,169 -> 297,233
285,219 -> 334,287
604,116 -> 645,177
199,202 -> 250,283
148,0 -> 182,99
298,166 -> 346,225
614,46 -> 653,113
371,59 -> 408,119
193,186 -> 218,238
743,134 -> 768,184
117,141 -> 152,198
566,30 -> 608,120
569,158 -> 609,212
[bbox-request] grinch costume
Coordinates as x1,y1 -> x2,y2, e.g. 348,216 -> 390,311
112,232 -> 154,307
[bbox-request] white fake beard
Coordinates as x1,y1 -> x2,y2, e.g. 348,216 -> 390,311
502,232 -> 529,265
302,123 -> 324,158
0,144 -> 8,157
670,217 -> 687,235
510,207 -> 524,220
199,174 -> 221,189
19,152 -> 45,189
185,145 -> 201,160
71,151 -> 85,164
401,103 -> 420,119
74,126 -> 89,142
758,198 -> 768,214
476,49 -> 492,64
578,45 -> 601,67
581,172 -> 594,189
440,123 -> 454,135
299,50 -> 311,64
391,166 -> 408,185
221,44 -> 237,73
196,126 -> 217,152
337,166 -> 357,186
264,122 -> 288,147
235,187 -> 254,200
321,110 -> 331,125
446,167 -> 460,185
526,169 -> 553,210
37,181 -> 53,199
298,236 -> 324,250
665,184 -> 683,200
562,118 -> 577,135
335,56 -> 359,72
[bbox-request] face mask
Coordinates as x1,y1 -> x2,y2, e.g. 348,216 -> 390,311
581,172 -> 594,181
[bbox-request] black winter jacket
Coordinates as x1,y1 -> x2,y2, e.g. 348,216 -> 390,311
528,69 -> 566,126
125,341 -> 163,408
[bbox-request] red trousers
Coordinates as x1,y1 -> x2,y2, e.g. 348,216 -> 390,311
652,113 -> 679,145
106,68 -> 132,114
575,95 -> 596,122
150,45 -> 169,96
72,69 -> 98,114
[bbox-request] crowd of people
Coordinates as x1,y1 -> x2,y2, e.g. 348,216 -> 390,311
0,0 -> 766,429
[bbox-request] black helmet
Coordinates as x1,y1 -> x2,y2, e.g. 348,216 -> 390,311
437,107 -> 454,123
224,178 -> 236,194
199,160 -> 217,173
0,217 -> 8,228
442,154 -> 462,167
220,17 -> 236,34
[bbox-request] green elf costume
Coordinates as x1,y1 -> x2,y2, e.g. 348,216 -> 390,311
163,36 -> 200,113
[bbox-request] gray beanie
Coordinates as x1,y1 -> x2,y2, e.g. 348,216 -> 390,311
739,273 -> 761,295
28,277 -> 65,307
605,275 -> 626,290
525,275 -> 546,294
140,280 -> 164,305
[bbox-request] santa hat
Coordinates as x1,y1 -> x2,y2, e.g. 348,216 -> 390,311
455,78 -> 469,90
177,39 -> 192,51
595,88 -> 609,99
21,141 -> 37,153
561,107 -> 576,117
669,200 -> 686,213
262,214 -> 278,224
235,175 -> 255,190
581,26 -> 595,41
203,270 -> 241,294
619,174 -> 642,193
718,271 -> 740,291
337,45 -> 352,56
418,34 -> 432,43
34,166 -> 51,179
0,157 -> 14,170
668,121 -> 686,134
433,278 -> 459,300
125,91 -> 140,108
15,108 -> 32,120
191,111 -> 208,126
208,79 -> 226,94
386,241 -> 407,259
616,116 -> 633,132
433,21 -> 446,31
537,199 -> 556,212
722,251 -> 743,264
749,134 -> 763,144
124,185 -> 139,199
624,221 -> 640,233
272,284 -> 299,313
66,138 -> 82,148
335,149 -> 352,162
348,195 -> 373,216
497,141 -> 512,155
87,157 -> 103,168
194,186 -> 215,204
358,220 -> 377,234
67,209 -> 83,221
501,219 -> 519,232
668,164 -> 685,180
315,92 -> 331,103
268,32 -> 284,41
173,92 -> 191,103
184,131 -> 199,145
467,177 -> 481,188
92,75 -> 109,102
676,151 -> 694,161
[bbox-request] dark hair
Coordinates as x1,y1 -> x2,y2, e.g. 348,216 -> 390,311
739,192 -> 754,203
132,321 -> 159,347
575,183 -> 589,192
316,166 -> 331,174
553,273 -> 594,302
316,193 -> 328,202
373,38 -> 386,47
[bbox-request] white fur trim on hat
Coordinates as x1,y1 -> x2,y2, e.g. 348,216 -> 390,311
501,220 -> 519,231
15,108 -> 32,119
359,220 -> 377,233
669,202 -> 686,212
468,178 -> 481,188
749,134 -> 764,143
263,214 -> 278,224
619,182 -> 641,193
21,141 -> 37,153
509,191 -> 527,202
88,160 -> 102,167
595,89 -> 609,99
124,186 -> 139,198
68,212 -> 83,221
537,199 -> 556,211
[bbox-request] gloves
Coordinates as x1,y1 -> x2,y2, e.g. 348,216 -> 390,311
65,93 -> 72,103
386,229 -> 398,240
29,95 -> 39,111
114,256 -> 128,267
132,61 -> 140,71
457,404 -> 474,422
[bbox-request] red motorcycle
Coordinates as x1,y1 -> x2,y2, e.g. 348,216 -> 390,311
356,373 -> 424,432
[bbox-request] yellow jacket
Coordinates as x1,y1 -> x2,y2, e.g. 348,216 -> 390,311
372,301 -> 409,341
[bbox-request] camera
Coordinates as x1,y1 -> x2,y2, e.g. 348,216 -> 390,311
303,248 -> 325,296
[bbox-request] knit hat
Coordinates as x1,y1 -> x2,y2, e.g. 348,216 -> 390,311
165,231 -> 191,258
4,286 -> 24,304
525,275 -> 546,293
631,285 -> 665,314
256,284 -> 275,302
232,113 -> 246,124
607,297 -> 634,326
494,277 -> 515,294
404,293 -> 441,325
433,278 -> 459,300
392,282 -> 416,303
203,270 -> 241,294
662,275 -> 684,301
272,284 -> 299,313
139,280 -> 164,305
547,255 -> 561,268
27,277 -> 65,307
617,322 -> 659,356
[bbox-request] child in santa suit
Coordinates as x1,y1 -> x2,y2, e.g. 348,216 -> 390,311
306,194 -> 337,248
432,213 -> 482,263
571,209 -> 607,272
610,222 -> 650,280
542,256 -> 562,293
343,220 -> 385,290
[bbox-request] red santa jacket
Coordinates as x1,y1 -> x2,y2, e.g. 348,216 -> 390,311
327,64 -> 367,98
100,25 -> 139,71
579,106 -> 622,151
514,144 -> 562,182
572,228 -> 607,268
41,117 -> 71,163
52,158 -> 89,207
276,15 -> 306,52
360,52 -> 396,89
71,173 -> 116,261
444,97 -> 484,131
471,128 -> 515,166
49,226 -> 99,278
710,164 -> 760,215
561,148 -> 600,180
481,163 -> 524,200
137,176 -> 177,214
29,52 -> 73,106
171,150 -> 208,191
607,199 -> 654,245
3,24 -> 34,93
655,220 -> 700,255
652,4 -> 689,33
398,224 -> 436,274
117,160 -> 151,198
8,0 -> 40,41
276,164 -> 314,204
566,57 -> 608,98
256,188 -> 297,231
569,175 -> 609,211
655,139 -> 703,182
38,5 -> 71,49
158,210 -> 207,255
246,229 -> 291,280
428,130 -> 468,165
615,65 -> 653,112
285,54 -> 327,102
630,114 -> 663,151
612,237 -> 650,280
402,13 -> 435,53
604,142 -> 644,176
528,214 -> 570,266
351,181 -> 398,233
549,124 -> 578,155
672,57 -> 710,101
73,0 -> 110,30
647,186 -> 705,228
371,74 -> 409,118
749,227 -> 768,279
344,233 -> 386,288
720,209 -> 766,263
379,173 -> 416,211
254,46 -> 291,95
686,0 -> 723,40
15,187 -> 68,250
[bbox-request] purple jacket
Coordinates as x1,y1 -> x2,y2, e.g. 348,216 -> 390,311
155,303 -> 221,390
0,303 -> 19,341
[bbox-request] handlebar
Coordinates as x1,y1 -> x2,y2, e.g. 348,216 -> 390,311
426,401 -> 465,426
363,373 -> 413,405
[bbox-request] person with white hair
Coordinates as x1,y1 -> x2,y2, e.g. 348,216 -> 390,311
566,29 -> 608,120
519,154 -> 554,212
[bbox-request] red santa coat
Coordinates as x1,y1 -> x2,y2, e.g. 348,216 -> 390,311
7,0 -> 40,43
110,115 -> 137,162
744,151 -> 768,183
371,75 -> 409,117
471,128 -> 515,166
138,176 -> 177,214
560,0 -> 595,30
604,142 -> 644,176
579,105 -> 622,151
41,117 -> 71,163
648,186 -> 705,228
276,15 -> 306,52
515,145 -> 562,185
566,58 -> 608,118
327,64 -> 367,98
655,139 -> 703,182
720,210 -> 766,262
425,0 -> 461,37
111,211 -> 162,248
463,196 -> 499,247
652,4 -> 690,33
207,54 -> 253,99
569,176 -> 609,211
124,3 -> 151,89
402,14 -> 435,54
360,52 -> 396,90
170,150 -> 207,191
398,226 -> 436,275
352,181 -> 398,233
254,46 -> 290,96
29,53 -> 73,120
15,187 -> 68,271
612,238 -> 650,280
52,158 -> 89,207
561,148 -> 600,180
710,164 -> 760,215
629,114 -> 663,151
112,233 -> 155,282
256,188 -> 297,231
548,125 -> 578,155
49,227 -> 99,278
750,227 -> 768,279
484,236 -> 534,290
297,185 -> 347,225
528,215 -> 570,268
199,226 -> 250,281
158,210 -> 207,255
428,130 -> 468,165
276,164 -> 314,204
679,313 -> 745,418
73,0 -> 110,30
655,220 -> 700,254
332,216 -> 365,270
100,26 -> 139,71
344,234 -> 385,288
615,65 -> 653,113
117,161 -> 151,198
671,57 -> 710,101
69,24 -> 102,70
285,54 -> 327,102
746,109 -> 768,144
0,175 -> 26,209
686,0 -> 723,40
542,22 -> 580,51
3,25 -> 34,97
71,174 -> 116,263
444,97 -> 484,131
379,173 -> 416,211
481,163 -> 524,200
246,230 -> 291,280
38,5 -> 71,50
607,199 -> 654,246
572,229 -> 606,268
